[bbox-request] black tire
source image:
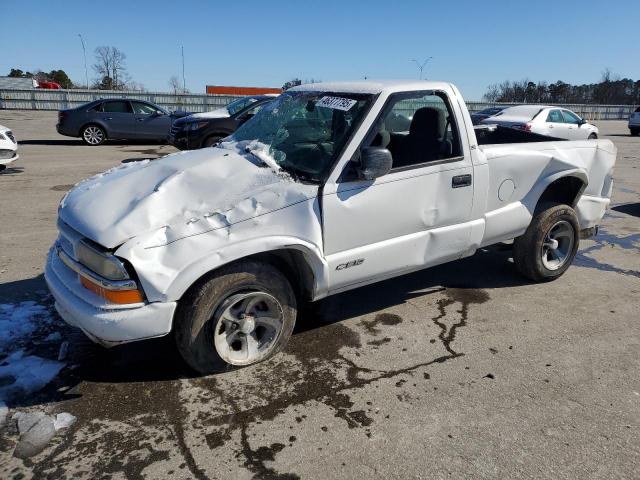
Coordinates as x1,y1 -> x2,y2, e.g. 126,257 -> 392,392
81,124 -> 106,146
202,135 -> 222,148
630,128 -> 640,136
588,133 -> 597,140
0,164 -> 6,172
175,260 -> 297,374
513,203 -> 580,282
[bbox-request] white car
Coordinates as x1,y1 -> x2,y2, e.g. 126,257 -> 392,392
629,106 -> 640,136
45,80 -> 616,374
482,105 -> 599,140
0,124 -> 18,171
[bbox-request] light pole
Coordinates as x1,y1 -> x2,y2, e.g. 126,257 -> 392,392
78,34 -> 89,89
412,57 -> 433,80
181,46 -> 186,93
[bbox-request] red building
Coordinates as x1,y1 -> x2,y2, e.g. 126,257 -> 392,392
206,85 -> 282,96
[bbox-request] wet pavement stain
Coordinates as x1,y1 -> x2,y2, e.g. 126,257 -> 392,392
575,226 -> 640,278
20,286 -> 489,478
360,313 -> 403,335
50,184 -> 75,191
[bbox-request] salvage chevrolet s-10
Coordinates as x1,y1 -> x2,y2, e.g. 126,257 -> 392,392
45,81 -> 616,373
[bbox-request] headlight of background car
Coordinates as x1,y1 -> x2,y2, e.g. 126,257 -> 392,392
76,241 -> 130,280
186,122 -> 208,131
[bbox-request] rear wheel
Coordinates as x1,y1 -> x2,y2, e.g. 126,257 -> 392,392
0,164 -> 6,172
630,128 -> 640,136
81,125 -> 106,146
175,260 -> 297,374
513,203 -> 579,282
202,135 -> 222,148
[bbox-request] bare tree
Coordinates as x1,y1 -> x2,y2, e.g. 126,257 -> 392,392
168,75 -> 189,94
169,75 -> 181,94
93,46 -> 129,90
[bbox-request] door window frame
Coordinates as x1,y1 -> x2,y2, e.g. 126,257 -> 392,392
340,90 -> 465,181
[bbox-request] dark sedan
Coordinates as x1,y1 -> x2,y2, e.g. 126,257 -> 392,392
57,99 -> 187,145
470,106 -> 509,125
169,95 -> 276,150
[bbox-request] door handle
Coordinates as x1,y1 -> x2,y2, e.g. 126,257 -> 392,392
105,117 -> 113,121
548,125 -> 554,129
137,118 -> 145,122
452,174 -> 472,188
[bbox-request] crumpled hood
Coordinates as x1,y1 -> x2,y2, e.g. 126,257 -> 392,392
59,147 -> 318,249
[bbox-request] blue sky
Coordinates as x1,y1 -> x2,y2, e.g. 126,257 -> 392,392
1,0 -> 637,100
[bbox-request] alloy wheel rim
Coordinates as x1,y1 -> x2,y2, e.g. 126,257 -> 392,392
541,220 -> 574,270
213,291 -> 284,366
84,126 -> 103,145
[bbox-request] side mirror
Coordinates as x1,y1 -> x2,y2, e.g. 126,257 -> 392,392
358,147 -> 392,180
578,118 -> 587,126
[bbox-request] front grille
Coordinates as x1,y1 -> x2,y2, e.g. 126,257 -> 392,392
0,149 -> 16,160
5,131 -> 16,143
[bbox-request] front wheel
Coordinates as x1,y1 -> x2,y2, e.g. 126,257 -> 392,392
513,203 -> 580,282
81,125 -> 106,146
630,128 -> 640,136
202,135 -> 222,148
588,133 -> 598,140
175,260 -> 297,374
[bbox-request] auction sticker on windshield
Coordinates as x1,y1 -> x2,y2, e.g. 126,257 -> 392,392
316,96 -> 357,111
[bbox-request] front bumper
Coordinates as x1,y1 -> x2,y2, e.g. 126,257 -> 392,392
45,247 -> 176,347
0,152 -> 18,166
169,128 -> 201,150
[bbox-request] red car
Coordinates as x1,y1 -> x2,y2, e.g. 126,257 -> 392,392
37,81 -> 61,89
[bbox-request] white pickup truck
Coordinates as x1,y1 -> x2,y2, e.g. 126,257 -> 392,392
45,81 -> 616,373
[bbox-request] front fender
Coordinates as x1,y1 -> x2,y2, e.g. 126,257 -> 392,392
163,236 -> 329,302
118,235 -> 329,304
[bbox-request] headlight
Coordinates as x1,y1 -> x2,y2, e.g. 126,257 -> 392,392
186,122 -> 208,131
76,241 -> 129,280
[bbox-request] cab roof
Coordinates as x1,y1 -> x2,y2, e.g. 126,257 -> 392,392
290,80 -> 456,95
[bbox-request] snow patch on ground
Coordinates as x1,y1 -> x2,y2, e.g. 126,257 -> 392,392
0,301 -> 65,402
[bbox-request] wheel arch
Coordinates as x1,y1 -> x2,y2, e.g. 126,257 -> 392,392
201,132 -> 230,148
525,171 -> 588,214
163,239 -> 329,307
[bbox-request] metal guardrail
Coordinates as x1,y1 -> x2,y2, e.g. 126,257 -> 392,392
0,88 -> 636,120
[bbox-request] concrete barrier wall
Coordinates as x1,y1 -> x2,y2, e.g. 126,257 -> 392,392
0,88 -> 636,120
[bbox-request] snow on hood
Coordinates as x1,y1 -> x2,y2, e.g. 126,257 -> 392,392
59,147 -> 318,249
185,107 -> 229,120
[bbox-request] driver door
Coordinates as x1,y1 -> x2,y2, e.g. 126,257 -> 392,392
322,91 -> 475,293
132,101 -> 172,139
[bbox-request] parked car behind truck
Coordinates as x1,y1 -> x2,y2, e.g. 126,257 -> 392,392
0,124 -> 18,171
57,99 -> 188,145
481,105 -> 599,140
170,95 -> 276,149
45,80 -> 616,374
629,106 -> 640,136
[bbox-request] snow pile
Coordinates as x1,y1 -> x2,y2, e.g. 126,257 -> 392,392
0,351 -> 65,400
12,411 -> 76,459
0,301 -> 65,401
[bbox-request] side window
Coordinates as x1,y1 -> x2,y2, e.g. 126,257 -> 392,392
368,92 -> 462,170
561,110 -> 581,124
546,110 -> 563,123
102,101 -> 132,113
132,102 -> 158,115
88,103 -> 103,112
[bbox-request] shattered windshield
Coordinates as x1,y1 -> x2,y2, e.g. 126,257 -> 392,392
224,91 -> 374,182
